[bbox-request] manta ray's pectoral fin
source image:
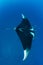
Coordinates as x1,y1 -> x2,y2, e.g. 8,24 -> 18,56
21,14 -> 26,19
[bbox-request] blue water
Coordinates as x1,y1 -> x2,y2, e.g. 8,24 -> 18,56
0,0 -> 43,65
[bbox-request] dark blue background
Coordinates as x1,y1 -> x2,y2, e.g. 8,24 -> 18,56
0,0 -> 43,65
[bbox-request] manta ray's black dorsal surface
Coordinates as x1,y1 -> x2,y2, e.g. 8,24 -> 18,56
15,14 -> 34,61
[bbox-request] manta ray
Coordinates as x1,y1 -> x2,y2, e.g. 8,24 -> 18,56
14,14 -> 35,61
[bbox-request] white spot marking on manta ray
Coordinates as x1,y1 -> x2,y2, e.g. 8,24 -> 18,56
23,49 -> 30,61
19,28 -> 23,32
30,32 -> 35,37
30,28 -> 34,31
